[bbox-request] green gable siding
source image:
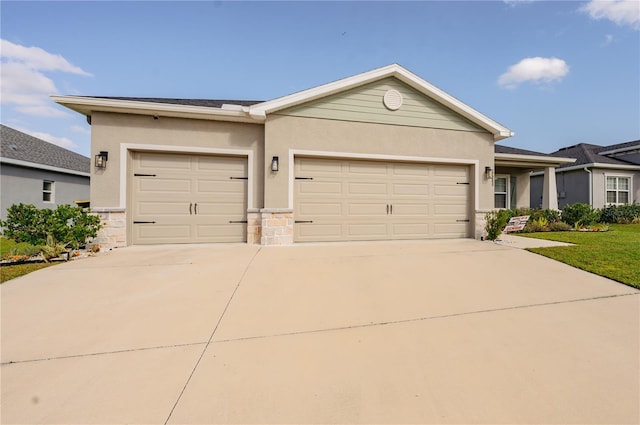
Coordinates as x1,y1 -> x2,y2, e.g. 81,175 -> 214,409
275,78 -> 486,133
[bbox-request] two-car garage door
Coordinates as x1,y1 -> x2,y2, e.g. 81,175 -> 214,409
131,152 -> 247,244
294,157 -> 470,242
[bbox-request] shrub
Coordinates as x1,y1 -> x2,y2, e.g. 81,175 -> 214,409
485,209 -> 512,240
601,203 -> 640,224
1,203 -> 101,248
548,221 -> 572,232
561,203 -> 601,226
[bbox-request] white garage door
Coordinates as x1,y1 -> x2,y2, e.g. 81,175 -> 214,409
131,152 -> 247,244
294,157 -> 470,242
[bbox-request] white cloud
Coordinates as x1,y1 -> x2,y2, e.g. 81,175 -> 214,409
0,39 -> 91,117
0,39 -> 92,76
16,127 -> 79,150
498,57 -> 570,90
581,0 -> 640,30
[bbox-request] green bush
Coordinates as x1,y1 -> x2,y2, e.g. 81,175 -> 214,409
1,204 -> 101,248
601,203 -> 640,224
548,221 -> 572,232
561,203 -> 601,226
485,209 -> 512,240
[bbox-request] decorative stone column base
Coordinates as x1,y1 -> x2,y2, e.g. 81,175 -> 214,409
260,208 -> 294,245
246,209 -> 262,245
475,210 -> 490,240
91,208 -> 126,250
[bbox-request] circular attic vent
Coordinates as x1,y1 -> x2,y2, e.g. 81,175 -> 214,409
383,89 -> 403,111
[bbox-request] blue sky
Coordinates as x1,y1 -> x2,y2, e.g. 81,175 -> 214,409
1,1 -> 639,157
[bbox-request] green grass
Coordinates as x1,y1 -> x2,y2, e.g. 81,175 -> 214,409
1,237 -> 57,283
521,224 -> 640,288
1,263 -> 57,283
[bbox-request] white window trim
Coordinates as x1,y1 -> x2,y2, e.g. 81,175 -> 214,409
43,180 -> 55,203
494,174 -> 510,209
604,173 -> 634,205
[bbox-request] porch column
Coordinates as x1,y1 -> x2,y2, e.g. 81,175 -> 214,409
542,166 -> 559,210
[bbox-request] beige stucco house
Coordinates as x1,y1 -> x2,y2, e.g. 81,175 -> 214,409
53,64 -> 573,249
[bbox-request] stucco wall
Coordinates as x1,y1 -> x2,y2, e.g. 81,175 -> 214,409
89,112 -> 265,210
1,164 -> 89,220
263,114 -> 495,212
592,168 -> 640,208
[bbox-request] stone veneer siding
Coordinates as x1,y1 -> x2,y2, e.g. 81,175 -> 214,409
91,208 -> 127,250
260,209 -> 294,245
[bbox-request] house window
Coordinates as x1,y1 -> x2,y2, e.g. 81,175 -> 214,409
43,180 -> 54,202
494,176 -> 509,209
606,176 -> 631,204
494,175 -> 517,209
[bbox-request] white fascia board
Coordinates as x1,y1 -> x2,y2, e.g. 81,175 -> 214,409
51,95 -> 263,124
530,162 -> 640,176
250,64 -> 514,141
0,157 -> 90,177
494,153 -> 575,167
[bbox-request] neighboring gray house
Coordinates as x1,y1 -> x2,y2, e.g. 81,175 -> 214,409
0,125 -> 90,220
531,140 -> 640,209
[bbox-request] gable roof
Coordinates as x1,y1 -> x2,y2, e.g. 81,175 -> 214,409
0,125 -> 90,175
52,64 -> 513,140
250,64 -> 513,140
552,141 -> 640,168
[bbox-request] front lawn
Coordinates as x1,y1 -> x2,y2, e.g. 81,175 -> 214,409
1,263 -> 57,283
521,224 -> 640,288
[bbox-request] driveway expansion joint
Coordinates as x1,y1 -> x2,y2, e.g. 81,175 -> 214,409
0,341 -> 209,366
211,292 -> 640,345
163,247 -> 263,425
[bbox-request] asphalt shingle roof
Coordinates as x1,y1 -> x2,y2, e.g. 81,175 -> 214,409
551,142 -> 639,168
0,125 -> 90,174
494,145 -> 551,156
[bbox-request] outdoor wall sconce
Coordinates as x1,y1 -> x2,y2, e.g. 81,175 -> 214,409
484,166 -> 494,180
95,151 -> 109,169
271,156 -> 279,172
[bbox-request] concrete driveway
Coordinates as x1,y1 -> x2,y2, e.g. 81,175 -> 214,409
1,239 -> 638,424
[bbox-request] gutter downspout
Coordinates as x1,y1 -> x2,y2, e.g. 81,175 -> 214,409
584,167 -> 592,207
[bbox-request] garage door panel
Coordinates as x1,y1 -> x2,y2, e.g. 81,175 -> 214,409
297,223 -> 343,239
295,157 -> 470,242
434,184 -> 468,196
197,156 -> 246,173
135,224 -> 191,242
434,165 -> 469,178
197,179 -> 246,194
297,158 -> 342,175
347,223 -> 388,237
299,202 -> 342,217
297,181 -> 342,196
390,203 -> 430,216
392,183 -> 430,196
137,178 -> 192,193
195,224 -> 245,239
347,162 -> 388,177
347,182 -> 388,195
348,202 -> 387,216
132,152 -> 247,244
138,153 -> 192,170
434,204 -> 468,215
391,163 -> 431,177
392,223 -> 429,236
137,201 -> 190,216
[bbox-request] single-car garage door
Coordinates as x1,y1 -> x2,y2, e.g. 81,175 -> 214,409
131,151 -> 247,244
294,157 -> 470,242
